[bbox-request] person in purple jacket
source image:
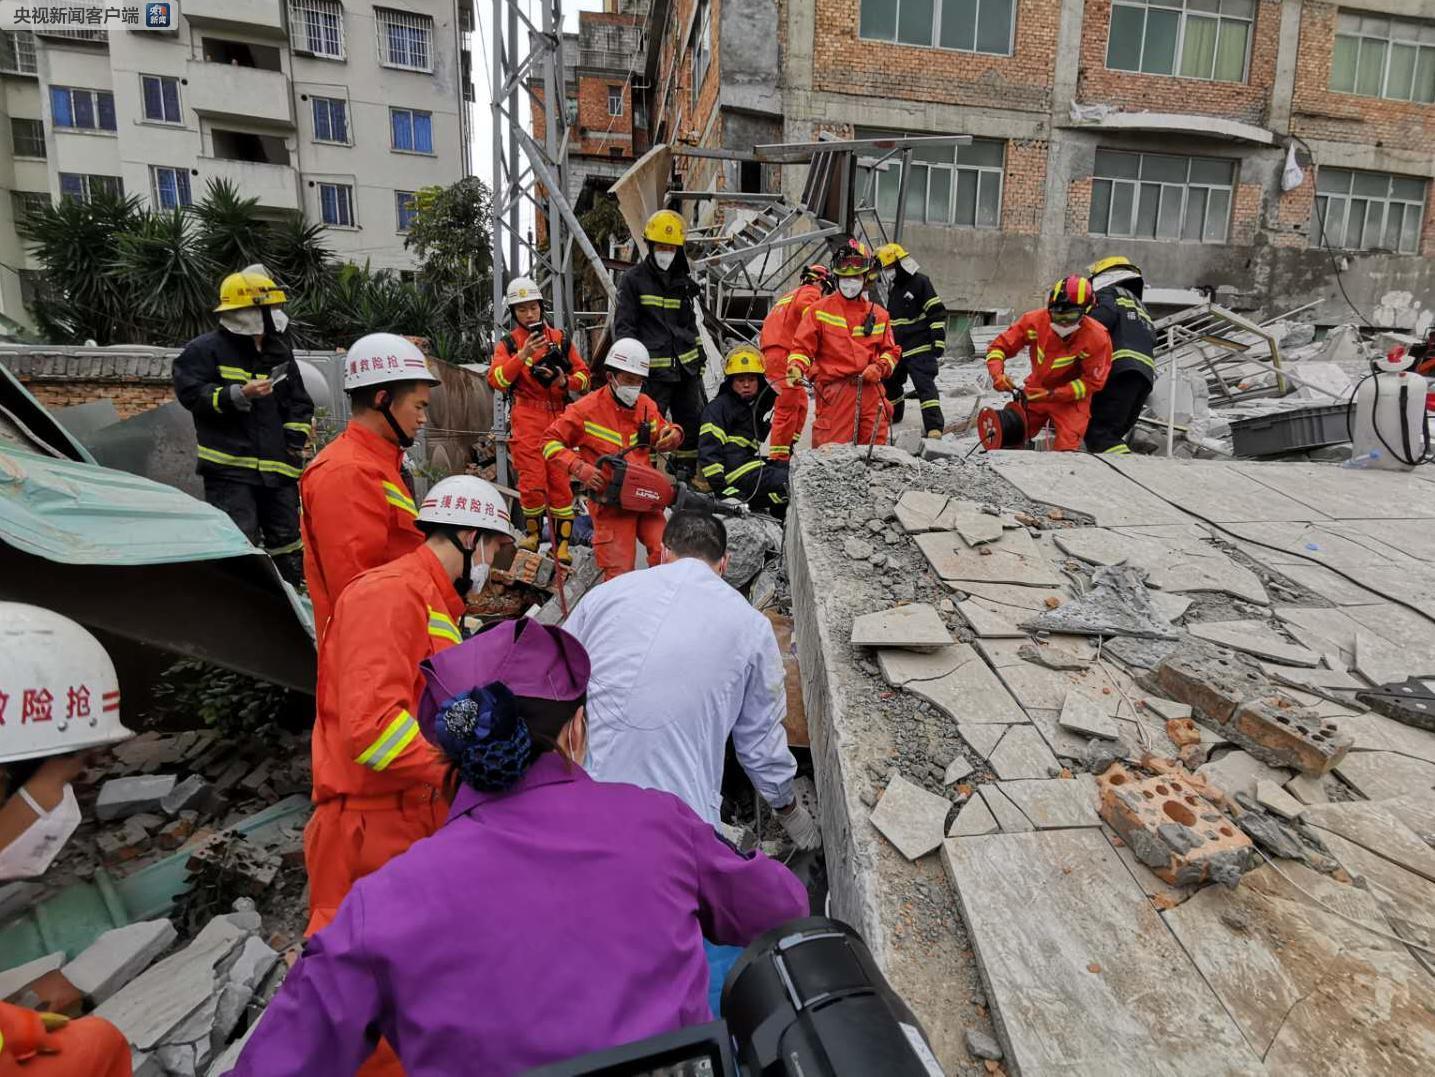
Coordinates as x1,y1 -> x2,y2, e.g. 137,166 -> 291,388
229,617 -> 809,1077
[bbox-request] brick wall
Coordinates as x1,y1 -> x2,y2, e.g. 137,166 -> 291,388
1077,0 -> 1283,126
1272,166 -> 1315,249
1229,181 -> 1265,245
811,0 -> 1057,112
1290,1 -> 1435,153
1002,139 -> 1048,235
2,351 -> 175,420
1066,176 -> 1094,237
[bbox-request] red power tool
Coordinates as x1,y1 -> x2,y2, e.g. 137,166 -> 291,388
976,390 -> 1029,451
592,427 -> 748,517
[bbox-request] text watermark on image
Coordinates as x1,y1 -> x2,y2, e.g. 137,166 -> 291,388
0,1 -> 177,29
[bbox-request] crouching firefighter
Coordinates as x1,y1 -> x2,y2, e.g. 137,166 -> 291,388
876,243 -> 947,437
985,276 -> 1112,452
1084,255 -> 1156,455
758,263 -> 830,461
542,338 -> 684,581
698,345 -> 788,518
488,276 -> 591,561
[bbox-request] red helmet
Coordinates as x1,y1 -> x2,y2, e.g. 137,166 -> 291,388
800,263 -> 831,285
1047,275 -> 1094,325
832,239 -> 872,278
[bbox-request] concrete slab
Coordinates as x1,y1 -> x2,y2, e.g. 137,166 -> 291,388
914,530 -> 1062,587
1197,749 -> 1294,800
63,920 -> 177,1004
869,772 -> 952,862
955,597 -> 1028,638
977,638 -> 1142,718
934,500 -> 1004,545
947,795 -> 998,837
942,829 -> 1262,1076
1053,526 -> 1173,568
1335,751 -> 1435,801
1284,772 -> 1331,805
1109,457 -> 1322,522
1150,556 -> 1270,605
987,725 -> 1061,780
943,754 -> 974,785
1162,862 -> 1435,1073
899,644 -> 1029,726
998,777 -> 1101,829
952,582 -> 1067,610
987,452 -> 1191,526
1354,628 -> 1413,686
1327,710 -> 1435,764
1255,780 -> 1306,820
1270,561 -> 1386,606
851,603 -> 953,653
1272,605 -> 1364,666
1148,591 -> 1193,623
877,645 -> 966,686
894,490 -> 951,533
1310,829 -> 1435,975
1028,708 -> 1101,759
1262,664 -> 1365,696
1187,619 -> 1321,667
978,785 -> 1034,833
1234,461 -> 1435,520
95,775 -> 179,822
1058,689 -> 1120,740
1302,800 -> 1435,882
956,722 -> 1008,759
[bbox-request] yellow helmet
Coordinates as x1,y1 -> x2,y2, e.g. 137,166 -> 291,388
876,242 -> 908,268
215,271 -> 286,312
1087,255 -> 1142,280
723,344 -> 764,378
643,209 -> 687,246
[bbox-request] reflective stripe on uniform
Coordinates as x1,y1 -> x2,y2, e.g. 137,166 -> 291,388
1102,443 -> 1132,454
700,422 -> 728,443
701,462 -> 724,477
1112,348 -> 1156,369
890,316 -> 918,327
382,480 -> 419,517
1049,355 -> 1077,369
266,537 -> 304,556
217,365 -> 253,382
648,356 -> 674,369
985,351 -> 1004,364
904,343 -> 932,358
542,440 -> 566,459
196,445 -> 303,479
773,294 -> 794,308
929,321 -> 945,331
855,322 -> 887,337
923,296 -> 943,311
678,348 -> 700,364
814,311 -> 847,328
583,421 -> 624,446
1070,379 -> 1087,401
211,387 -> 223,411
492,364 -> 513,389
355,709 -> 420,772
639,295 -> 682,309
1025,329 -> 1038,340
571,371 -> 590,389
920,399 -> 942,410
726,459 -> 763,484
787,352 -> 812,369
550,503 -> 576,518
728,434 -> 760,450
284,421 -> 313,436
427,608 -> 462,645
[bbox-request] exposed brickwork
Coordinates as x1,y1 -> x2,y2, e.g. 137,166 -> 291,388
1290,1 -> 1435,155
1076,0 -> 1282,126
20,380 -> 171,418
810,0 -> 1058,112
1229,182 -> 1265,246
1066,176 -> 1094,237
1272,165 -> 1316,249
1002,139 -> 1048,235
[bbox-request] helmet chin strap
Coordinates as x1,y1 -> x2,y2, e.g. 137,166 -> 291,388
446,531 -> 474,596
377,392 -> 415,448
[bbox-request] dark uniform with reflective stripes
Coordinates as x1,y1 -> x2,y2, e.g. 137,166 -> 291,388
697,378 -> 787,519
1085,285 -> 1156,455
173,326 -> 313,584
612,248 -> 704,479
883,263 -> 946,434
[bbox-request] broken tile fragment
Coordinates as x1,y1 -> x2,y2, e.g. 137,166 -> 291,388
1284,772 -> 1330,805
851,603 -> 952,653
948,795 -> 998,837
95,775 -> 179,822
0,953 -> 64,1003
1188,620 -> 1321,668
1058,689 -> 1120,741
1255,780 -> 1305,821
1197,750 -> 1293,801
978,784 -> 1034,833
870,771 -> 951,860
894,490 -> 950,533
944,754 -> 974,785
988,726 -> 1061,781
999,777 -> 1101,829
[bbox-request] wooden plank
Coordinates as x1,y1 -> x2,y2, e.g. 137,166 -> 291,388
764,611 -> 808,748
941,830 -> 1262,1075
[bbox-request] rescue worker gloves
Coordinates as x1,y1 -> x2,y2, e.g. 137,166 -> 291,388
571,461 -> 605,492
988,363 -> 1015,393
860,363 -> 885,385
343,333 -> 442,391
785,363 -> 805,388
604,337 -> 651,379
418,476 -> 516,539
1023,386 -> 1050,402
722,345 -> 765,378
214,271 -> 286,312
875,242 -> 908,268
643,209 -> 686,246
654,424 -> 685,452
778,804 -> 822,850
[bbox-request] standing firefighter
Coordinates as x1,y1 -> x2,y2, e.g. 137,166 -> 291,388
758,264 -> 830,461
301,334 -> 441,644
173,269 -> 314,585
876,243 -> 947,437
612,210 -> 704,481
786,240 -> 898,448
542,338 -> 684,581
1084,255 -> 1157,455
488,276 -> 591,561
985,276 -> 1112,452
698,345 -> 788,517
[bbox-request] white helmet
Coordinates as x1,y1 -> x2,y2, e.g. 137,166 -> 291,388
505,276 -> 543,308
342,333 -> 443,392
0,604 -> 134,765
418,476 -> 516,537
605,337 -> 650,378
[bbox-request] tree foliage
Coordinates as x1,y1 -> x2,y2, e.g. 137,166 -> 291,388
403,177 -> 494,355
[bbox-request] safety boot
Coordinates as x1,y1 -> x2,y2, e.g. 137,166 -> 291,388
518,513 -> 543,553
554,518 -> 574,565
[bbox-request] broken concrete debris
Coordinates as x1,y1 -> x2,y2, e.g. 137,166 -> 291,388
850,602 -> 953,652
870,771 -> 952,861
1021,564 -> 1176,639
1058,688 -> 1120,740
948,795 -> 999,838
96,775 -> 180,822
0,953 -> 65,1004
62,920 -> 178,1005
1254,780 -> 1306,821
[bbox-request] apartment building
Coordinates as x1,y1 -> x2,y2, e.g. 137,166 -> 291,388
644,0 -> 1435,332
0,1 -> 473,328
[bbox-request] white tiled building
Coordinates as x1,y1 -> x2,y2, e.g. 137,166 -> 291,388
0,2 -> 473,328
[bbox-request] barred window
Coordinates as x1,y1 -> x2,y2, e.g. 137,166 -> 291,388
1315,168 -> 1426,254
1106,0 -> 1254,83
857,130 -> 1005,230
11,118 -> 45,158
291,0 -> 346,59
1330,11 -> 1435,103
376,8 -> 433,72
0,30 -> 38,75
859,0 -> 1014,56
1088,150 -> 1236,243
11,191 -> 50,220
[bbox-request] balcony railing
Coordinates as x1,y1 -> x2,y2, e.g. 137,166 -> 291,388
575,47 -> 641,72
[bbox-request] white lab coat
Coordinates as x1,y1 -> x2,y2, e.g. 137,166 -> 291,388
565,557 -> 796,825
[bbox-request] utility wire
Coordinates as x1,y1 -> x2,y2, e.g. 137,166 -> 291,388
1289,135 -> 1376,328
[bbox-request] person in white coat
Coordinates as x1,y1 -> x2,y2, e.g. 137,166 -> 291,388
564,511 -> 820,850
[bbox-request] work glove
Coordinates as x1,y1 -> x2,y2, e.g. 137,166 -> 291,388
1024,386 -> 1050,403
572,461 -> 605,493
777,803 -> 822,850
860,363 -> 884,385
785,363 -> 805,388
991,371 -> 1015,393
655,424 -> 684,452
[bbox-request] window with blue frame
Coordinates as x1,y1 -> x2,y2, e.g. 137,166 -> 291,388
389,107 -> 433,153
395,190 -> 418,231
141,75 -> 181,123
319,182 -> 354,226
51,86 -> 117,131
313,96 -> 348,143
150,166 -> 192,210
59,173 -> 123,203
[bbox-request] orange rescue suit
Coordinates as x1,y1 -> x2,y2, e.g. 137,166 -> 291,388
985,309 -> 1113,451
488,324 -> 591,524
759,282 -> 823,459
301,422 -> 424,644
304,542 -> 463,937
542,388 -> 679,580
0,1004 -> 130,1076
787,292 -> 899,448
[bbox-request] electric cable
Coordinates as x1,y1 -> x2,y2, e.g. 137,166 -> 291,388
1289,135 -> 1375,328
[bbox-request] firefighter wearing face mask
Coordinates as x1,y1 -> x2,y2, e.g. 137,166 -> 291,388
542,338 -> 683,580
876,243 -> 946,437
488,277 -> 591,561
758,264 -> 830,462
785,240 -> 899,448
612,210 -> 704,482
985,276 -> 1113,452
173,268 -> 314,586
698,345 -> 787,518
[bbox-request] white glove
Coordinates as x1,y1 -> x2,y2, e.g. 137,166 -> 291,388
777,803 -> 821,850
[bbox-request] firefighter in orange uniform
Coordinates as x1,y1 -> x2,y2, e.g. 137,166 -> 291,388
542,338 -> 682,582
0,1004 -> 131,1076
488,276 -> 591,563
301,333 -> 442,644
785,241 -> 898,448
985,275 -> 1113,452
757,264 -> 830,462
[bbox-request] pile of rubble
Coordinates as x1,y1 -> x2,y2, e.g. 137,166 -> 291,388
1,726 -> 314,1075
788,444 -> 1435,1074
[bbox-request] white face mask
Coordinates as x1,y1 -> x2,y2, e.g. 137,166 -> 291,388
468,543 -> 491,594
271,308 -> 290,334
219,308 -> 264,337
611,382 -> 641,407
837,277 -> 863,299
879,268 -> 896,287
653,250 -> 677,272
0,785 -> 82,880
899,256 -> 920,275
1052,321 -> 1080,339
